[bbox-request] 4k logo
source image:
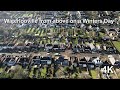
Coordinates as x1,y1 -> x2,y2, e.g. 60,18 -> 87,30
101,66 -> 113,74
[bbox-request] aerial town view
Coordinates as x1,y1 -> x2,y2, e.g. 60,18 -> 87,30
0,11 -> 120,79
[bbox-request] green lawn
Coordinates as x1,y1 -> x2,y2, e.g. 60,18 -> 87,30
38,31 -> 41,35
35,69 -> 39,78
99,32 -> 105,37
0,68 -> 3,73
113,41 -> 120,52
22,13 -> 33,18
47,39 -> 51,44
27,28 -> 32,33
71,72 -> 81,79
35,28 -> 39,34
95,42 -> 101,45
91,70 -> 97,79
40,30 -> 44,36
41,67 -> 47,78
61,39 -> 65,43
31,28 -> 35,34
29,67 -> 34,78
22,14 -> 28,17
74,39 -> 78,44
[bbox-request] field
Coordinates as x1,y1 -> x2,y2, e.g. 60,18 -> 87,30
90,70 -> 98,79
113,41 -> 120,52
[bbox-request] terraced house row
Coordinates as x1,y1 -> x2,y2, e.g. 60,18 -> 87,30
0,53 -> 120,79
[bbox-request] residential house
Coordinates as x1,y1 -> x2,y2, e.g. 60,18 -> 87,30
100,60 -> 112,68
0,44 -> 7,50
92,57 -> 103,67
45,44 -> 53,51
87,60 -> 96,69
40,56 -> 52,65
18,57 -> 29,67
114,60 -> 120,68
61,59 -> 69,66
118,30 -> 120,38
79,57 -> 87,69
55,56 -> 64,65
84,46 -> 91,53
31,56 -> 41,66
87,43 -> 96,53
15,43 -> 24,49
7,44 -> 15,49
96,44 -> 101,51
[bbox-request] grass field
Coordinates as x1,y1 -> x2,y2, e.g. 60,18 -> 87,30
91,70 -> 98,79
0,68 -> 3,73
113,41 -> 120,52
29,67 -> 34,78
41,67 -> 47,78
99,32 -> 105,37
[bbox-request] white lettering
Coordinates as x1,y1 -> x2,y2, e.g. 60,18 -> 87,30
101,66 -> 113,74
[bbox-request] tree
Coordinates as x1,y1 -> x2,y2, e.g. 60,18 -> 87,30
12,69 -> 28,79
10,65 -> 28,79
